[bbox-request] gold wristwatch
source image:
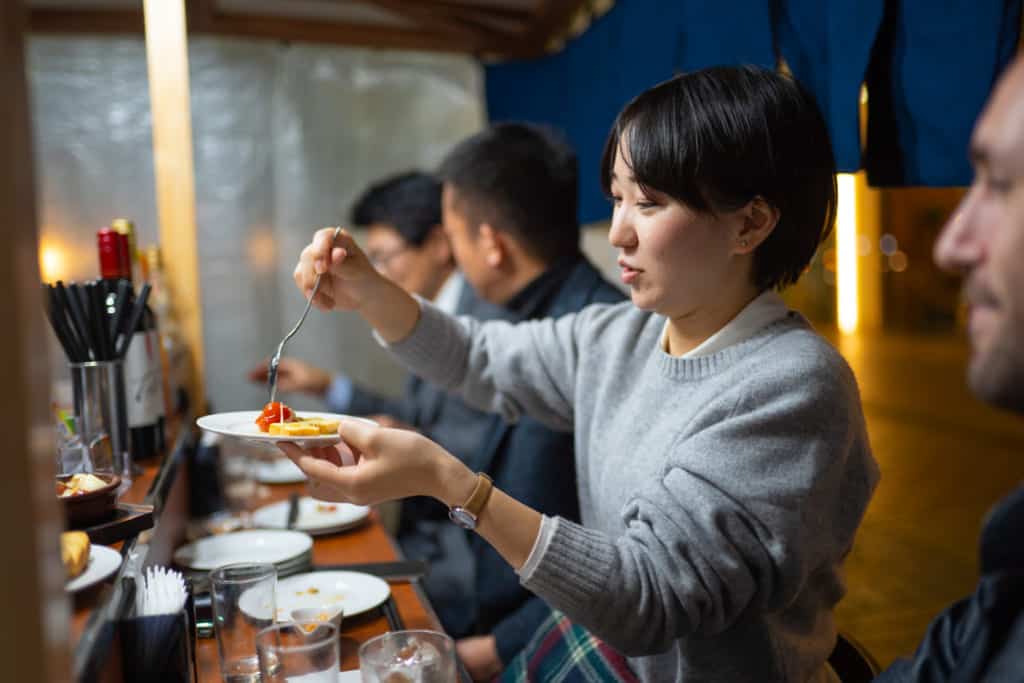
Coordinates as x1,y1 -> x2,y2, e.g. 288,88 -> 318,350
448,473 -> 494,530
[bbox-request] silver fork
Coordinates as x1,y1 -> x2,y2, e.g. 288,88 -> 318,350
267,226 -> 342,404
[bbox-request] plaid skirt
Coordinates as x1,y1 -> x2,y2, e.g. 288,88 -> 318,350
498,610 -> 639,683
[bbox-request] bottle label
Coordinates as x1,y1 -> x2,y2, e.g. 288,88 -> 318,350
124,330 -> 165,427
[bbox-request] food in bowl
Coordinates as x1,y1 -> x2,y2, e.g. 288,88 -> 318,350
56,473 -> 110,498
60,531 -> 91,579
56,472 -> 120,527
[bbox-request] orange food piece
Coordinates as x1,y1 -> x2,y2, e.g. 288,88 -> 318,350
256,401 -> 294,432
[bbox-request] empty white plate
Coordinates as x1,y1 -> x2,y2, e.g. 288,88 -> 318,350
173,529 -> 313,571
252,497 -> 370,536
197,411 -> 376,448
273,571 -> 391,622
254,457 -> 307,484
66,545 -> 122,593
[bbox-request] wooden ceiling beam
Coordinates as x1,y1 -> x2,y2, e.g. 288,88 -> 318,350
26,5 -> 541,59
418,0 -> 536,27
185,0 -> 215,32
29,8 -> 144,34
351,0 -> 492,44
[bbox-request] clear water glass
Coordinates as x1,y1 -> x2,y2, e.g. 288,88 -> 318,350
256,621 -> 339,683
359,630 -> 456,683
211,562 -> 277,683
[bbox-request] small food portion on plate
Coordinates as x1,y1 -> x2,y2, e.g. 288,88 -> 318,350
255,402 -> 340,435
255,401 -> 295,432
61,531 -> 91,579
57,473 -> 110,498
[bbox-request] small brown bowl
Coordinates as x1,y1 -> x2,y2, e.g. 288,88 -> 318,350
56,473 -> 121,528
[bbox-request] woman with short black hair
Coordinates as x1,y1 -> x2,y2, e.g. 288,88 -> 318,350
285,65 -> 878,682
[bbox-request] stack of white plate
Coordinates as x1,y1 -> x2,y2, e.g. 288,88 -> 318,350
173,529 -> 314,577
251,496 -> 370,536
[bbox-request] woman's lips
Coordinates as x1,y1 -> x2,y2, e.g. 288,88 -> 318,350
619,263 -> 641,285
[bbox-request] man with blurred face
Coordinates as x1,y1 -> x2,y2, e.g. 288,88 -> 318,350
877,56 -> 1024,681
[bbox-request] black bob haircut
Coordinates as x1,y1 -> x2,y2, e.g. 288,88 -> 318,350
437,122 -> 581,265
350,171 -> 442,247
600,65 -> 837,291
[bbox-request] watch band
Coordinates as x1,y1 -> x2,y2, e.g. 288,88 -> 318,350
461,472 -> 494,517
448,473 -> 494,529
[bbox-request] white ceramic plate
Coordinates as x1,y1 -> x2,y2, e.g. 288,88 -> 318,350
338,671 -> 361,682
196,411 -> 376,448
272,571 -> 391,622
252,497 -> 370,536
173,529 -> 314,571
66,545 -> 122,593
254,457 -> 307,484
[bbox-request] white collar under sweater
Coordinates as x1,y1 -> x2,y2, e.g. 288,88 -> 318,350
432,271 -> 463,315
660,290 -> 791,357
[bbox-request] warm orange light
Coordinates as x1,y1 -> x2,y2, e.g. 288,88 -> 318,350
247,231 -> 277,272
39,239 -> 67,282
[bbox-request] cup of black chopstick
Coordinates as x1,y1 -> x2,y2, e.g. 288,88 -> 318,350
42,280 -> 150,363
43,280 -> 150,480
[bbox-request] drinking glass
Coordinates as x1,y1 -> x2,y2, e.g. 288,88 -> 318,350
218,439 -> 260,529
256,622 -> 339,683
359,630 -> 456,683
211,562 -> 277,683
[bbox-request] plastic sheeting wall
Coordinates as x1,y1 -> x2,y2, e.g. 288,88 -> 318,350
29,36 -> 485,413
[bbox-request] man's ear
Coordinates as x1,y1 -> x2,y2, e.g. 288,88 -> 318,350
478,223 -> 506,268
734,196 -> 780,255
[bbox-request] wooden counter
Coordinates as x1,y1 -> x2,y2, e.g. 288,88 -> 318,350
195,480 -> 441,679
72,425 -> 442,681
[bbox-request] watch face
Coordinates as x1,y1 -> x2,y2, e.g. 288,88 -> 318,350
449,507 -> 477,530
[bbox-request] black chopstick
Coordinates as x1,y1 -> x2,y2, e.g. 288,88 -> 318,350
43,284 -> 86,362
109,279 -> 130,344
115,283 -> 151,358
57,281 -> 96,361
87,282 -> 112,360
285,493 -> 300,530
381,596 -> 404,631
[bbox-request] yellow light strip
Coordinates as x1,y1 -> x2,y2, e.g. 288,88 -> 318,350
836,173 -> 859,334
143,0 -> 206,412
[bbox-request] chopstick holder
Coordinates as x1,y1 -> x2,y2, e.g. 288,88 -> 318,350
118,569 -> 197,683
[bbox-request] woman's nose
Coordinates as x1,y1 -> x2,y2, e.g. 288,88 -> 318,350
608,209 -> 637,249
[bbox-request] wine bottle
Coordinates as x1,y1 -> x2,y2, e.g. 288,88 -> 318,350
106,219 -> 166,459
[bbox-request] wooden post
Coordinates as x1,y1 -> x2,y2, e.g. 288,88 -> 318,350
142,0 -> 207,413
0,2 -> 72,681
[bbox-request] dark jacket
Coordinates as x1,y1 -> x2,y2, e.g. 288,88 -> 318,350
876,486 -> 1024,682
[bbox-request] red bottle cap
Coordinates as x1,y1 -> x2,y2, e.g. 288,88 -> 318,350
97,227 -> 128,280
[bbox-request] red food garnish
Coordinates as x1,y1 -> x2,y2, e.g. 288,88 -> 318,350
255,401 -> 294,432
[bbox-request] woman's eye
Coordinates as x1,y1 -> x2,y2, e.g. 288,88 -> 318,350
607,195 -> 622,206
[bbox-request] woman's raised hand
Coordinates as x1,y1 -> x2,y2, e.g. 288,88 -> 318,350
293,228 -> 379,312
292,227 -> 422,342
277,418 -> 477,508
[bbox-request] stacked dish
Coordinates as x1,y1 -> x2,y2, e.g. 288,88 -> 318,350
173,529 -> 314,577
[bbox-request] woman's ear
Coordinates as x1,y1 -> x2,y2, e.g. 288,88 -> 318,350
734,197 -> 780,255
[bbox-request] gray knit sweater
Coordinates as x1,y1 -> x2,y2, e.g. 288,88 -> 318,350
387,300 -> 879,682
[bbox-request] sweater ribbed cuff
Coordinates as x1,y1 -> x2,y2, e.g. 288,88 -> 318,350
521,517 -> 618,617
